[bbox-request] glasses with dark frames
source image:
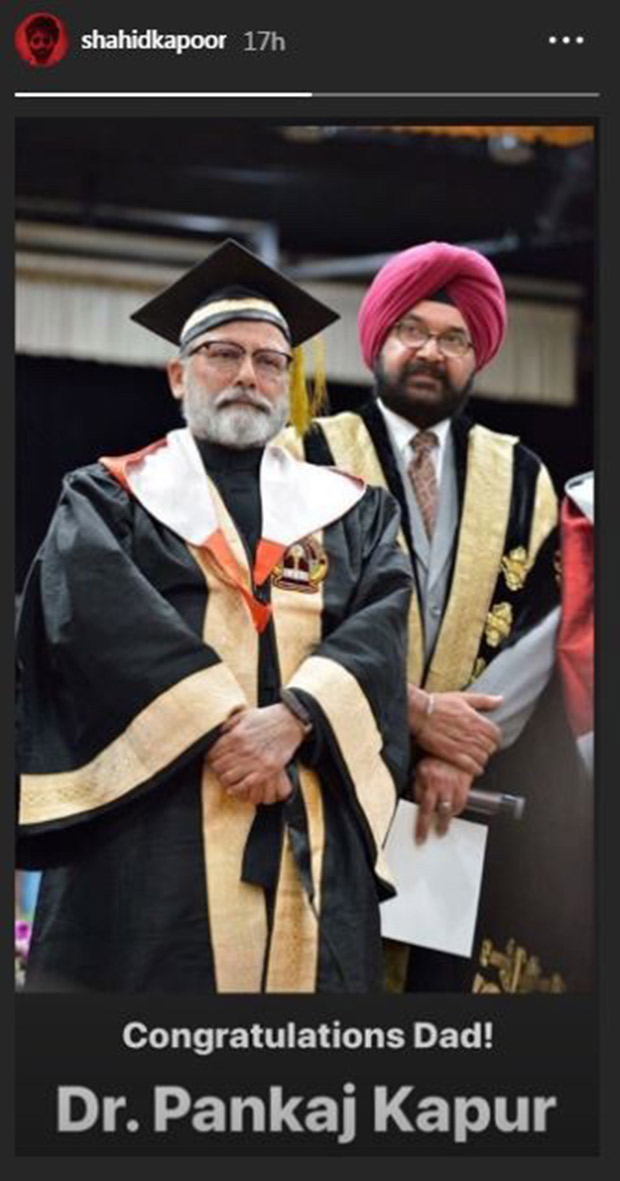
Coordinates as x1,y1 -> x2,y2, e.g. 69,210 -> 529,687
186,340 -> 293,380
393,320 -> 474,359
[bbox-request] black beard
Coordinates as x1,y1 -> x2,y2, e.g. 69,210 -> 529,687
374,358 -> 473,428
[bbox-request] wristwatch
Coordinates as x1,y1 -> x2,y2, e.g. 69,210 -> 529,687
280,688 -> 313,735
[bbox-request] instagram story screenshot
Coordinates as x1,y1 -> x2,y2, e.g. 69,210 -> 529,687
3,0 -> 617,1170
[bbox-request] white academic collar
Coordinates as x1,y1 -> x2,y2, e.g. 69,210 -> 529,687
100,428 -> 365,631
565,471 -> 594,523
377,399 -> 451,481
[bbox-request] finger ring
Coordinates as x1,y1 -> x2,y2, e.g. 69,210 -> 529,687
438,800 -> 452,813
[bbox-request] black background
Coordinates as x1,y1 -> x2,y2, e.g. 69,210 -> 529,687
3,0 -> 618,1174
16,996 -> 597,1156
5,0 -> 602,95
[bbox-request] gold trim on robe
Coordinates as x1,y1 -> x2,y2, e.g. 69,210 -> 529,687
528,462 -> 559,560
191,488 -> 269,994
311,414 -> 425,686
283,416 -> 543,694
314,413 -> 389,489
265,770 -> 325,992
424,425 -> 516,692
266,551 -> 327,989
19,664 -> 247,826
192,495 -> 329,993
287,653 -> 396,887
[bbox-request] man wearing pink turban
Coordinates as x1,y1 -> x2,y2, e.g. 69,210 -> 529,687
280,240 -> 591,993
358,240 -> 507,377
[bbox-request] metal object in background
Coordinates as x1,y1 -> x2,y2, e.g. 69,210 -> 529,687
465,788 -> 526,820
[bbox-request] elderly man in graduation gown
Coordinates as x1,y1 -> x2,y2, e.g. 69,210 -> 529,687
280,241 -> 592,992
16,240 -> 413,994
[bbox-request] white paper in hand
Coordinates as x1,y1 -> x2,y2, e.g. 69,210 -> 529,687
380,799 -> 488,958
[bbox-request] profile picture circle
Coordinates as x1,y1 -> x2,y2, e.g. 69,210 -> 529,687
14,12 -> 69,67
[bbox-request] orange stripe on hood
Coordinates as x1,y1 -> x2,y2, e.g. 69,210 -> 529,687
100,438 -> 168,490
203,529 -> 272,634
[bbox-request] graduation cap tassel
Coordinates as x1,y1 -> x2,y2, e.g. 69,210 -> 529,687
289,346 -> 313,436
310,334 -> 329,417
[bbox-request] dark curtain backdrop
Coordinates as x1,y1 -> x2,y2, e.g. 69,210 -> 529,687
16,355 -> 594,590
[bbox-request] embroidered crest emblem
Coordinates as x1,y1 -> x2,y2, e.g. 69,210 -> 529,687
468,657 -> 487,685
484,601 -> 513,648
271,535 -> 328,593
501,546 -> 530,591
472,937 -> 566,994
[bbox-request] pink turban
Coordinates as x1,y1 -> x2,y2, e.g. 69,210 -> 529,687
358,241 -> 507,370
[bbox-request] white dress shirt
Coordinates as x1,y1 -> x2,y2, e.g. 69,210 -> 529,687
377,399 -> 451,487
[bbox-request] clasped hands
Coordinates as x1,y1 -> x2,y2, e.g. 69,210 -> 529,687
408,685 -> 503,842
208,688 -> 503,837
207,704 -> 307,806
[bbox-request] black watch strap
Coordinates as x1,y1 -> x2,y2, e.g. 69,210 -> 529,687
280,688 -> 313,733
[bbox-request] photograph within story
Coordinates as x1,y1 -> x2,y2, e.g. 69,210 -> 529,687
15,122 -> 594,995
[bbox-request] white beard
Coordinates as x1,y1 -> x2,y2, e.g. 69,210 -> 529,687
181,381 -> 289,448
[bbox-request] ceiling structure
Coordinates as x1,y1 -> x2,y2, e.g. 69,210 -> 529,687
15,120 -> 595,290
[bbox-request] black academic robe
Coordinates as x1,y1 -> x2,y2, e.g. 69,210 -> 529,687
17,430 -> 413,994
280,400 -> 594,993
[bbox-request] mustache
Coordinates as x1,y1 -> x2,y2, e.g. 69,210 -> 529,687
401,360 -> 447,382
213,388 -> 273,413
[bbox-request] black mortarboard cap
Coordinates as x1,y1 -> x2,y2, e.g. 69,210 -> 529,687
131,238 -> 339,348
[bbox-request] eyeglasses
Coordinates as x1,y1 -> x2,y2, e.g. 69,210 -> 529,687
393,320 -> 474,359
186,340 -> 293,380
